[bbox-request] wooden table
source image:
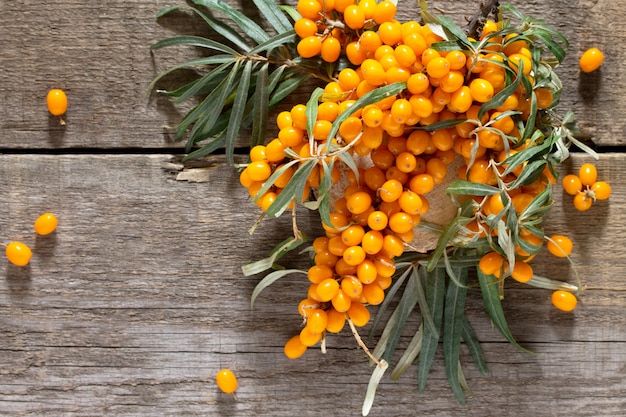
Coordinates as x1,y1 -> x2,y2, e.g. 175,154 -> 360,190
1,1 -> 624,416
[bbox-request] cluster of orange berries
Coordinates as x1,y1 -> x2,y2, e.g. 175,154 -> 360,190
562,162 -> 611,211
240,4 -> 590,355
478,234 -> 578,311
5,213 -> 58,267
294,0 -> 399,62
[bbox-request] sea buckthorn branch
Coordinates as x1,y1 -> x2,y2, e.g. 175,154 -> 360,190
154,0 -> 612,412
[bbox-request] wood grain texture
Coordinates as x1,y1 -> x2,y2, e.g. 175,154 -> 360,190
1,0 -> 625,415
1,153 -> 625,416
0,0 -> 624,150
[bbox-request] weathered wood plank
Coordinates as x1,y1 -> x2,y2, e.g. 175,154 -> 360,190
0,1 -> 624,150
0,153 -> 624,416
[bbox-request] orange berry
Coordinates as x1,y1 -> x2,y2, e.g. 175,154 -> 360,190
321,36 -> 342,62
297,0 -> 323,19
299,326 -> 322,346
316,278 -> 340,301
547,235 -> 573,258
346,191 -> 372,214
562,174 -> 582,195
578,163 -> 597,186
388,211 -> 414,234
342,275 -> 364,298
379,179 -> 403,202
343,245 -> 367,266
331,288 -> 352,312
215,369 -> 238,394
551,290 -> 577,312
579,47 -> 604,73
590,181 -> 611,201
34,212 -> 58,236
306,308 -> 328,333
284,335 -> 308,359
5,241 -> 32,267
326,307 -> 347,332
469,78 -> 495,103
573,193 -> 593,211
361,230 -> 384,255
344,4 -> 365,29
294,18 -> 318,38
367,210 -> 389,231
46,89 -> 68,121
511,261 -> 533,283
347,302 -> 371,326
373,0 -> 397,24
479,252 -> 504,276
362,283 -> 385,305
297,35 -> 322,58
426,57 -> 451,78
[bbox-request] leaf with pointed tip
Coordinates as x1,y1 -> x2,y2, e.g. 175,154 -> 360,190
250,269 -> 307,308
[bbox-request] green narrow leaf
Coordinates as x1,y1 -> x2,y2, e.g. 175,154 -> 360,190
506,159 -> 547,189
461,316 -> 489,376
412,266 -> 438,339
306,88 -> 325,139
269,72 -> 309,106
417,265 -> 446,392
242,235 -> 304,276
442,267 -> 468,404
435,15 -> 475,50
369,264 -> 413,338
390,324 -> 423,380
148,55 -> 234,96
171,4 -> 252,52
521,89 -> 538,140
316,159 -> 334,227
328,82 -> 405,142
225,59 -> 253,164
362,360 -> 389,417
183,130 -> 227,160
252,160 -> 300,205
250,269 -> 307,308
381,269 -> 420,363
501,137 -> 550,176
251,62 -> 270,147
414,118 -> 466,131
478,69 -> 522,120
174,60 -> 235,104
251,0 -> 293,34
249,30 -> 297,55
446,180 -> 500,197
192,0 -> 270,44
151,35 -> 240,55
266,160 -> 317,217
184,60 -> 242,144
156,4 -> 183,17
477,269 -> 533,354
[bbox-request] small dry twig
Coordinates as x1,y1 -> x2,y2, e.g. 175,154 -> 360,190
465,0 -> 500,38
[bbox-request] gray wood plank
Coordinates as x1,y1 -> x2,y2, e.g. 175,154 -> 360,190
0,153 -> 624,416
0,1 -> 624,150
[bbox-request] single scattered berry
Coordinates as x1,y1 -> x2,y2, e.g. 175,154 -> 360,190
47,89 -> 68,125
579,47 -> 604,73
6,241 -> 33,267
215,369 -> 238,395
551,290 -> 577,312
34,213 -> 58,236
